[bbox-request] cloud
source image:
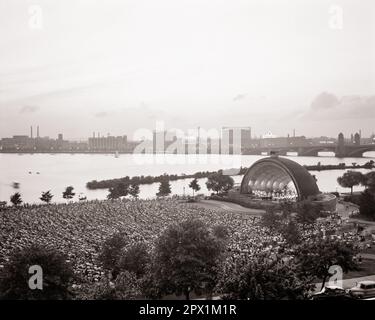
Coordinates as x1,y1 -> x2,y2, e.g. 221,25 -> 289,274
94,111 -> 110,118
310,92 -> 339,110
19,105 -> 39,113
302,93 -> 375,120
233,94 -> 246,101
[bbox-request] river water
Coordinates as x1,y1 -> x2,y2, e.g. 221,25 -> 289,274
1,152 -> 374,204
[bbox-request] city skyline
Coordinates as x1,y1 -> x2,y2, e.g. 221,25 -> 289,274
1,123 -> 373,142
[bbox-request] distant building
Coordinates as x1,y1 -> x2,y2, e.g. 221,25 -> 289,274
262,131 -> 277,139
0,133 -> 73,151
0,135 -> 33,151
354,132 -> 361,145
248,136 -> 308,149
222,127 -> 252,153
88,135 -> 128,152
152,131 -> 166,154
308,136 -> 336,146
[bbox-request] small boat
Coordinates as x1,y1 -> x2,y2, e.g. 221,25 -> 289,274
36,172 -> 40,174
78,193 -> 87,201
28,171 -> 32,174
12,182 -> 20,189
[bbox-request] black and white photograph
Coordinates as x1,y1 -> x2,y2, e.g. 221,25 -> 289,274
0,0 -> 375,311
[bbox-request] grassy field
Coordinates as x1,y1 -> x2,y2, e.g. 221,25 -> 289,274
344,259 -> 375,279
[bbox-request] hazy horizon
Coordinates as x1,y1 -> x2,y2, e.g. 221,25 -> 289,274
1,0 -> 374,140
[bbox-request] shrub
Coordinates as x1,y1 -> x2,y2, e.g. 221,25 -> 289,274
0,245 -> 74,300
117,242 -> 150,278
98,232 -> 128,278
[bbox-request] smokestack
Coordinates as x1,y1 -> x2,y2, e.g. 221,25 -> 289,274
37,125 -> 39,138
93,132 -> 95,138
293,129 -> 296,137
30,126 -> 33,139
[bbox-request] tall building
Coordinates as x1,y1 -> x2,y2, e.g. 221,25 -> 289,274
354,132 -> 361,145
88,134 -> 128,151
153,130 -> 166,154
222,126 -> 252,153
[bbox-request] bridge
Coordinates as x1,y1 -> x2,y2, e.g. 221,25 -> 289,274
242,144 -> 375,158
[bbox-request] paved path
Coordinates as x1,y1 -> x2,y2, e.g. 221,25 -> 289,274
336,202 -> 358,219
189,200 -> 264,216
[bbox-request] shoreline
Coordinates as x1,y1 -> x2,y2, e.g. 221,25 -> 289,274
86,162 -> 375,190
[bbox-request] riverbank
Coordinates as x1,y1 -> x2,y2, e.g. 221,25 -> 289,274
86,160 -> 375,190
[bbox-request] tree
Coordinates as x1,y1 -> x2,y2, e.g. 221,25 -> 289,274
212,225 -> 229,241
364,160 -> 375,169
107,182 -> 129,200
98,232 -> 128,278
217,254 -> 313,300
117,242 -> 150,278
40,190 -> 53,204
62,186 -> 75,200
363,171 -> 375,192
0,245 -> 74,300
153,219 -> 225,300
296,238 -> 359,290
337,171 -> 364,195
205,171 -> 234,194
281,219 -> 301,245
114,271 -> 142,299
107,187 -> 119,200
128,183 -> 140,199
295,200 -> 323,226
189,178 -> 201,197
10,192 -> 22,206
359,189 -> 375,220
156,178 -> 171,197
260,209 -> 282,231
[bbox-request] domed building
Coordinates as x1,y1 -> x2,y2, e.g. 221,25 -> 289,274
240,155 -> 319,201
227,155 -> 336,211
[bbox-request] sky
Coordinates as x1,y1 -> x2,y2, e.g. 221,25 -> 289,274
0,0 -> 374,140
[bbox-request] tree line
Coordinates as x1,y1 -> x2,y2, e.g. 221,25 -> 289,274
86,160 -> 375,190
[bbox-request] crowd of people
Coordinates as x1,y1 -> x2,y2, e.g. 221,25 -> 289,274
0,198 -> 360,284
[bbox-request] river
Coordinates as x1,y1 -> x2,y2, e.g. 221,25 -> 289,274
1,152 -> 374,204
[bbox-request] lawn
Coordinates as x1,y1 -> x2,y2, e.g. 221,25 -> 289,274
344,259 -> 375,279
